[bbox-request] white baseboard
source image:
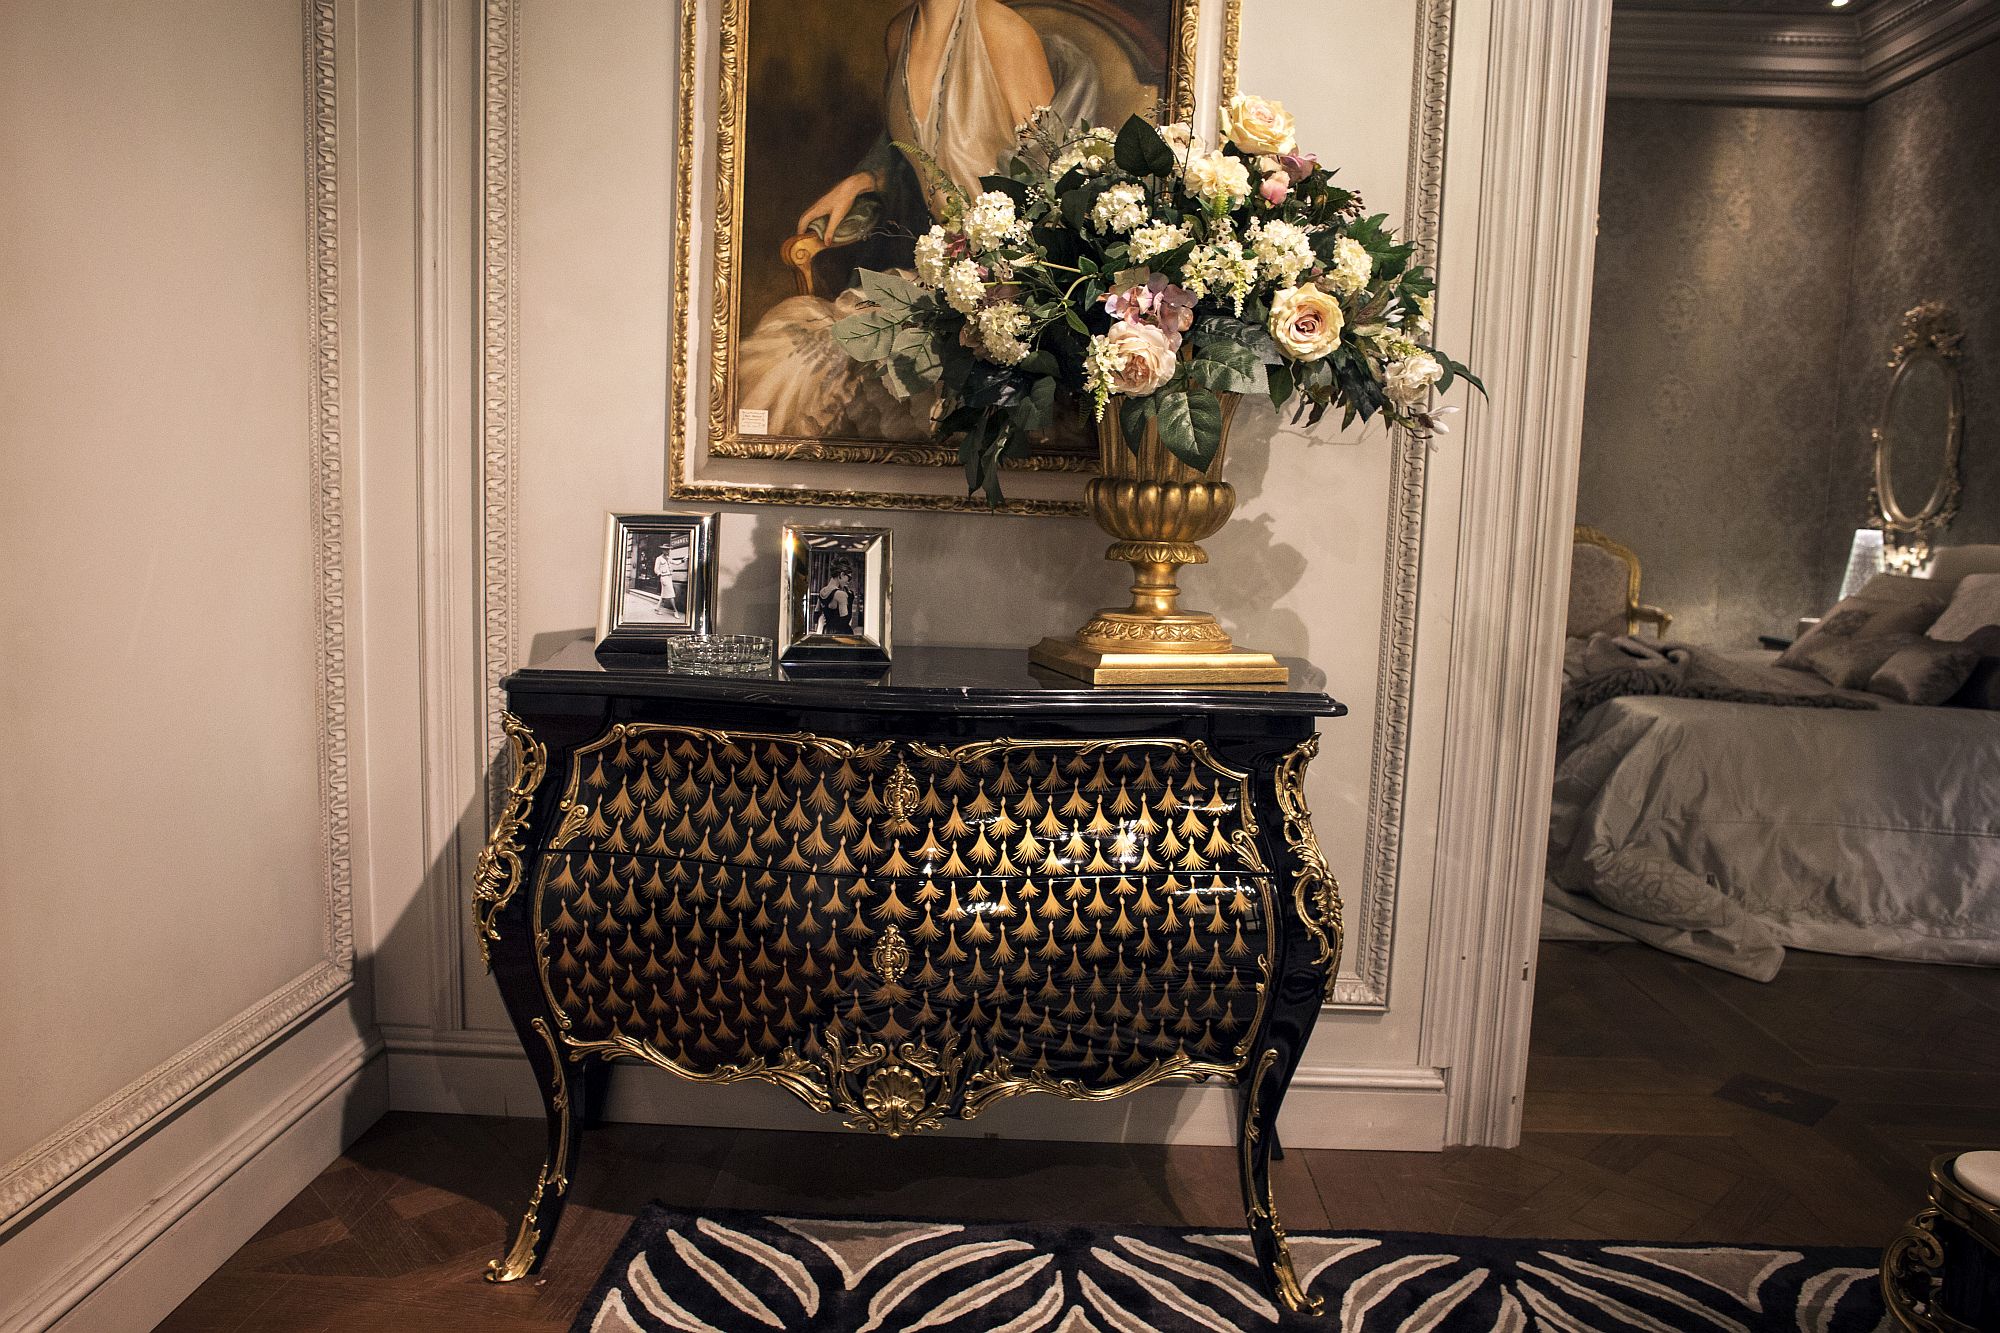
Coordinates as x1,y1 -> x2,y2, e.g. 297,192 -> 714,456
383,1026 -> 1447,1151
2,1002 -> 387,1333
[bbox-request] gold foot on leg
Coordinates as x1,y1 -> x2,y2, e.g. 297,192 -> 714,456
485,1171 -> 560,1282
485,1213 -> 542,1283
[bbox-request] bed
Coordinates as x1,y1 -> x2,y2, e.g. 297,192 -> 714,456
1543,649 -> 2000,980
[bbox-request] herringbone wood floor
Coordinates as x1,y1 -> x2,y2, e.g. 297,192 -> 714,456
156,942 -> 2000,1331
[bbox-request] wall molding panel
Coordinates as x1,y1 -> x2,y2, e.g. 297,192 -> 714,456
0,0 -> 359,1238
1426,0 -> 1612,1147
3,1015 -> 384,1333
1608,0 -> 2000,105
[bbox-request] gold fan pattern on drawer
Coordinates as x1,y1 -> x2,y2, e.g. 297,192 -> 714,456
530,724 -> 1275,1131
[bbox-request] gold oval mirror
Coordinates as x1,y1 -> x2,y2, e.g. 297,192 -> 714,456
1871,302 -> 1964,569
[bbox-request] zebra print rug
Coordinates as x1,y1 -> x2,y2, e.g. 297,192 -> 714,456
570,1203 -> 1887,1331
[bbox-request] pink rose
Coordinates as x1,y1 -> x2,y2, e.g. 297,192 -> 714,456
1278,151 -> 1319,182
1100,320 -> 1179,396
1260,175 -> 1290,205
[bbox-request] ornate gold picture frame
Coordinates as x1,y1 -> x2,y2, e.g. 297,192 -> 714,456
670,0 -> 1210,515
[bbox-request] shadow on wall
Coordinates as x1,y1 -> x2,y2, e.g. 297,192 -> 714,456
1202,402 -> 1314,680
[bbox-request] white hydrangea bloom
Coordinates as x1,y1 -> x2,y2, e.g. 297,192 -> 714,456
1091,182 -> 1146,234
1051,128 -> 1116,178
973,301 -> 1032,365
1181,237 -> 1258,314
913,225 -> 950,289
962,190 -> 1025,253
942,259 -> 986,314
1128,221 -> 1191,263
1326,235 -> 1373,297
1246,218 -> 1314,287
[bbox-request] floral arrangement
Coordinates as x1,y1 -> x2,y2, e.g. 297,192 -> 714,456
832,94 -> 1482,502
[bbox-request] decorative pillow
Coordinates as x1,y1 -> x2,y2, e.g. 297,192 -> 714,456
1868,638 -> 1982,706
1947,624 -> 2000,710
1777,576 -> 1947,684
1928,573 -> 2000,642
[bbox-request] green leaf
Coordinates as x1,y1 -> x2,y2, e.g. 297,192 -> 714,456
856,268 -> 922,316
1189,337 -> 1260,395
1118,393 -> 1156,451
1184,385 -> 1223,467
1155,388 -> 1209,470
1266,362 -> 1295,414
829,309 -> 902,362
1196,314 -> 1279,363
960,412 -> 995,489
1113,113 -> 1174,177
1022,375 -> 1057,430
1061,178 -> 1112,235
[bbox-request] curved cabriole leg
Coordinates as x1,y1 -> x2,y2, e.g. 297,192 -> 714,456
486,1019 -> 589,1282
1240,1044 -> 1321,1316
1236,733 -> 1343,1315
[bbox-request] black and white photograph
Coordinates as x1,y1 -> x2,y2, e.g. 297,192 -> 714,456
595,511 -> 719,655
779,524 -> 891,667
624,530 -> 692,625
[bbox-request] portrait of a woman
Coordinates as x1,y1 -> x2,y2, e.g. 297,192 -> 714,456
731,0 -> 1177,445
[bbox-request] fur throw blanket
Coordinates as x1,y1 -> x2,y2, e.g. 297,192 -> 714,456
1559,635 -> 1874,745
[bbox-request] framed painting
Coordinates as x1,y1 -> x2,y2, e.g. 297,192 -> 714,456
670,0 -> 1211,515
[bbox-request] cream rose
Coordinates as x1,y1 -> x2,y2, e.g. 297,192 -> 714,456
1182,148 -> 1251,207
1221,94 -> 1297,156
1096,320 -> 1179,397
1269,285 -> 1345,361
1383,352 -> 1444,407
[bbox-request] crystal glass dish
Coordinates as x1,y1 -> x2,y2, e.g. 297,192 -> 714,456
667,634 -> 774,676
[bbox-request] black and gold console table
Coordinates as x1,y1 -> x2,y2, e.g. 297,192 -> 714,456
474,640 -> 1345,1312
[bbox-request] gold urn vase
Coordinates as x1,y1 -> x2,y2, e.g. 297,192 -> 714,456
1031,392 -> 1287,685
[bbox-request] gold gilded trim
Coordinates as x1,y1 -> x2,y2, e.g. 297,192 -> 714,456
668,2 -> 1209,513
1220,0 -> 1241,101
1169,0 -> 1201,122
485,1017 -> 570,1283
472,712 -> 547,967
1276,737 -> 1343,973
1242,1047 -> 1318,1315
870,924 -> 911,986
1880,1153 -> 2000,1330
567,1032 -> 835,1113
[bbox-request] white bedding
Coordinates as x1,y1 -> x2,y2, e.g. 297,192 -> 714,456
1544,684 -> 2000,979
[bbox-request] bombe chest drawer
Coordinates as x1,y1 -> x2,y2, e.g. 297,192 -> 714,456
474,641 -> 1344,1313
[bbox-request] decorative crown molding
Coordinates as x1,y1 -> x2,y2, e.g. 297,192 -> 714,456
1608,0 -> 2000,105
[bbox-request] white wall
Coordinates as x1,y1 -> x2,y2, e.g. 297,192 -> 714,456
0,3 -> 381,1327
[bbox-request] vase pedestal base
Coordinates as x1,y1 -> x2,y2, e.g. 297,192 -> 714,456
1029,633 -> 1289,687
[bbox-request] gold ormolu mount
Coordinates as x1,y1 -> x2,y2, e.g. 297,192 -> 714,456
1032,391 -> 1287,685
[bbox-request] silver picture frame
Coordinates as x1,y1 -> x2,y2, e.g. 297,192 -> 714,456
595,510 -> 720,656
778,523 -> 891,668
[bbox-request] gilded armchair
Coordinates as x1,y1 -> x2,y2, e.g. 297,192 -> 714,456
1568,526 -> 1671,639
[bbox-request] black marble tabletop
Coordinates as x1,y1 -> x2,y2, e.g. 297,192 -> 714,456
507,636 -> 1341,719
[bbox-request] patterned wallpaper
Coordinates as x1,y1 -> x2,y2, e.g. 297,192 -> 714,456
1577,101 -> 1862,646
1823,38 -> 2000,589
